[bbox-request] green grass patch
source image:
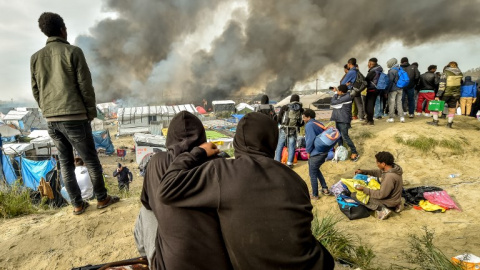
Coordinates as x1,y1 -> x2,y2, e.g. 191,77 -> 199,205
0,181 -> 37,218
312,212 -> 378,269
394,135 -> 465,154
352,130 -> 375,141
403,227 -> 463,270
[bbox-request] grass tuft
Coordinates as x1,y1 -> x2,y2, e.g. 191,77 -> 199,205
395,135 -> 465,154
0,181 -> 37,218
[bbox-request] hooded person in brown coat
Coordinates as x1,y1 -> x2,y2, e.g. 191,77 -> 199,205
159,112 -> 334,269
137,111 -> 232,270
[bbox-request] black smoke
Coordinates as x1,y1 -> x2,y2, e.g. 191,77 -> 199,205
77,0 -> 480,103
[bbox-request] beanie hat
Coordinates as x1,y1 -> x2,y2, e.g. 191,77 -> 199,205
290,94 -> 300,102
387,58 -> 398,68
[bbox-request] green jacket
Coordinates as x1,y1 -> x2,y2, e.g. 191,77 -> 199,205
31,37 -> 97,119
437,67 -> 463,97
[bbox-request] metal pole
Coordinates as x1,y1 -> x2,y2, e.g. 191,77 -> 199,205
316,79 -> 318,95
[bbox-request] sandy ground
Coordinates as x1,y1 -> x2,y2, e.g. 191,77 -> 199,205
1,115 -> 480,269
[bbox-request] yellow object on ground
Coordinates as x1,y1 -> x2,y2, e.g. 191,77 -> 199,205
341,178 -> 380,204
418,200 -> 446,212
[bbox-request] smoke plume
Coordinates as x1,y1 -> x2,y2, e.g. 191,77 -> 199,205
77,0 -> 480,104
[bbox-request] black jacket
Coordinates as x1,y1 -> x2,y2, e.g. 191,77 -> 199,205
113,167 -> 133,183
159,112 -> 334,270
400,63 -> 420,89
365,65 -> 383,90
141,111 -> 232,270
416,71 -> 439,91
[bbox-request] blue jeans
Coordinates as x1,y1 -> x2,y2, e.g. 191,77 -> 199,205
48,120 -> 107,207
374,95 -> 383,118
274,128 -> 296,165
308,152 -> 329,196
402,88 -> 415,115
335,122 -> 357,155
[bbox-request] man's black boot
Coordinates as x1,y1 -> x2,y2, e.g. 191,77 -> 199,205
446,122 -> 453,128
427,120 -> 439,126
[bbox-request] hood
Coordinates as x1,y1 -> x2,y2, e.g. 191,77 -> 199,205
445,67 -> 462,75
370,65 -> 383,73
233,112 -> 278,158
386,58 -> 397,68
290,94 -> 300,102
465,76 -> 472,82
387,164 -> 403,176
260,95 -> 269,104
166,111 -> 206,159
400,62 -> 410,68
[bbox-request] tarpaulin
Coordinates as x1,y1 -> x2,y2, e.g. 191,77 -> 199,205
20,157 -> 56,190
2,152 -> 18,185
92,130 -> 115,155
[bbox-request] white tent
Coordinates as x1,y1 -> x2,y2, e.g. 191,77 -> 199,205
0,124 -> 21,137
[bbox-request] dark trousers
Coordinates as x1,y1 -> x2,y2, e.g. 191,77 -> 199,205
353,96 -> 365,119
365,90 -> 379,122
119,182 -> 130,191
336,122 -> 357,155
308,152 -> 329,197
402,88 -> 415,115
48,120 -> 107,207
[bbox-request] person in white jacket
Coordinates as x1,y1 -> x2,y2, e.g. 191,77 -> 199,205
61,157 -> 94,203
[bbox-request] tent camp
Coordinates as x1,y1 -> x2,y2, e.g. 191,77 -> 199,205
117,104 -> 198,135
0,124 -> 21,142
2,108 -> 47,132
235,103 -> 254,114
133,133 -> 166,165
212,100 -> 236,114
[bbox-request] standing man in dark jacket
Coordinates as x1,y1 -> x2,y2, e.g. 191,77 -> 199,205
113,163 -> 133,191
275,94 -> 303,168
136,111 -> 232,270
363,58 -> 383,125
303,109 -> 330,199
31,12 -> 119,215
331,85 -> 359,162
416,65 -> 439,116
254,94 -> 277,121
400,57 -> 420,118
159,112 -> 334,270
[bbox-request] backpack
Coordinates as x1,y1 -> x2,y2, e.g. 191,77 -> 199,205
352,70 -> 367,94
314,127 -> 341,153
375,72 -> 390,90
393,67 -> 410,88
256,104 -> 277,121
332,145 -> 348,162
336,194 -> 371,220
281,101 -> 302,128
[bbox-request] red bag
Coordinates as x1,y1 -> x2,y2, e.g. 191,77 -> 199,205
281,147 -> 298,164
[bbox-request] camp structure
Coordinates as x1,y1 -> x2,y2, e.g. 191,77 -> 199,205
117,104 -> 198,136
133,133 -> 166,165
235,103 -> 254,114
2,107 -> 47,132
97,102 -> 118,119
92,130 -> 115,155
0,123 -> 21,142
212,100 -> 236,114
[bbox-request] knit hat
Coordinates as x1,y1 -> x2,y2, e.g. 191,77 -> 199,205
290,94 -> 300,102
387,58 -> 398,68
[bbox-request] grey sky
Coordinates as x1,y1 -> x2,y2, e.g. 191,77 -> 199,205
1,1 -> 479,102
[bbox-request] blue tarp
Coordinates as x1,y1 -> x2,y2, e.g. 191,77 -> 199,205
93,130 -> 115,155
20,157 -> 56,190
2,154 -> 17,185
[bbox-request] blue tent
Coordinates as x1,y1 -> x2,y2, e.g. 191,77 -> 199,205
19,157 -> 56,190
92,130 -> 115,155
2,154 -> 17,185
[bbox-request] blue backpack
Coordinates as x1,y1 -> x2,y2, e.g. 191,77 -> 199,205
393,67 -> 410,88
314,127 -> 341,153
375,72 -> 390,90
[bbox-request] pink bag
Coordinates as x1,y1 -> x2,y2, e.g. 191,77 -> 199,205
424,191 -> 461,211
296,148 -> 309,160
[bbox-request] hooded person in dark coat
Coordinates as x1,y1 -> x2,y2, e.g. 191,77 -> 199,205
136,111 -> 232,270
255,94 -> 277,121
159,112 -> 334,270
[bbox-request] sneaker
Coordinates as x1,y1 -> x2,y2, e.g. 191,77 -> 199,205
310,194 -> 319,200
424,113 -> 430,117
409,114 -> 414,118
352,116 -> 358,120
322,188 -> 333,196
362,121 -> 374,126
400,117 -> 405,123
375,116 -> 382,120
351,154 -> 360,162
395,198 -> 406,213
386,118 -> 394,123
415,112 -> 421,116
376,207 -> 392,220
404,112 -> 408,116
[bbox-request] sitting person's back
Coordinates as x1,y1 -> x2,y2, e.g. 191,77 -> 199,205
60,157 -> 94,202
160,112 -> 334,269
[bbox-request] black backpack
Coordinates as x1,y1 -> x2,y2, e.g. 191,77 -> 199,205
281,101 -> 302,128
351,70 -> 367,96
256,104 -> 277,121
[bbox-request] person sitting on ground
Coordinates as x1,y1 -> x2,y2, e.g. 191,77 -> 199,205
331,85 -> 359,162
302,108 -> 330,199
353,151 -> 404,220
135,111 -> 232,270
113,163 -> 133,191
60,157 -> 94,203
159,112 -> 334,269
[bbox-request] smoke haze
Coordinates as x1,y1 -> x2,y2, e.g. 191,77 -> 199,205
77,0 -> 480,104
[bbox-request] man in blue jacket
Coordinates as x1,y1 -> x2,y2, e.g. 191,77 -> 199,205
341,58 -> 365,121
331,85 -> 359,162
302,108 -> 330,199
